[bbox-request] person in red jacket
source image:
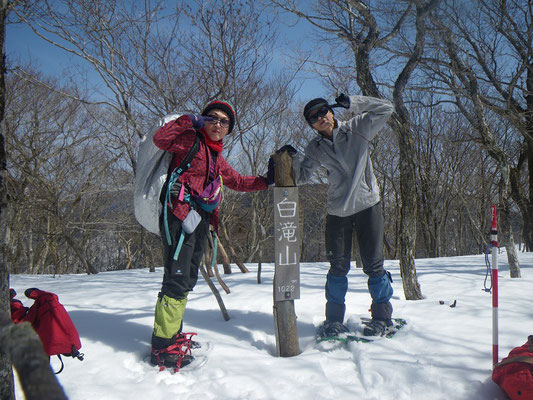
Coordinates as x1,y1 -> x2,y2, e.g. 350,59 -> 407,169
150,100 -> 273,370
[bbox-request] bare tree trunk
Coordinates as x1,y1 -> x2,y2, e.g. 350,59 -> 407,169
214,232 -> 232,274
206,229 -> 230,294
257,223 -> 266,284
63,234 -> 98,274
0,235 -> 13,400
0,183 -> 12,400
500,190 -> 521,278
510,45 -> 533,252
0,311 -> 67,400
220,222 -> 249,273
387,0 -> 438,300
510,146 -> 533,252
396,121 -> 423,299
199,263 -> 230,321
505,236 -> 521,278
0,1 -> 14,397
203,242 -> 214,278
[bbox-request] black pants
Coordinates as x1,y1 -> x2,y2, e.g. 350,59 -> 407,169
325,203 -> 385,278
160,208 -> 210,299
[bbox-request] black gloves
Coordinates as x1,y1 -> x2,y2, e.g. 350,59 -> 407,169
333,93 -> 350,109
266,156 -> 275,186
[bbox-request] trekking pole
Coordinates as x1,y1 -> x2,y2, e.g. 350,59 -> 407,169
490,205 -> 499,367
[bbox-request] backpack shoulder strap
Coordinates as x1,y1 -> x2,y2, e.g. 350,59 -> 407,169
163,132 -> 202,245
174,132 -> 201,175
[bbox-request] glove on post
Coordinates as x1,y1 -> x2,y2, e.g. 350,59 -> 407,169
276,144 -> 297,156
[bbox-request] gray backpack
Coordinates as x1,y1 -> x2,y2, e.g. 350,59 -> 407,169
133,113 -> 181,235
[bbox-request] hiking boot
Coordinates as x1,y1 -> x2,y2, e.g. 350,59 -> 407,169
362,319 -> 393,336
151,332 -> 197,371
316,321 -> 349,339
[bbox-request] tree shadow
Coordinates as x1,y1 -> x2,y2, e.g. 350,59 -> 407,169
69,304 -> 317,357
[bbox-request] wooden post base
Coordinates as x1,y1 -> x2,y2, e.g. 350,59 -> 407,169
273,300 -> 300,357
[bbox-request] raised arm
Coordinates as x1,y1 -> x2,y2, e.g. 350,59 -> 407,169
345,95 -> 394,141
153,115 -> 195,153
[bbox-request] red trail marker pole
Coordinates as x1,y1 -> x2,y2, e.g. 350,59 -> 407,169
490,205 -> 499,367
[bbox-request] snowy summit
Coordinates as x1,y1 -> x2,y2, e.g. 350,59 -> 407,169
11,250 -> 533,400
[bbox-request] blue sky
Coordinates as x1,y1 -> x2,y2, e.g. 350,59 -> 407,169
6,6 -> 327,104
6,20 -> 108,95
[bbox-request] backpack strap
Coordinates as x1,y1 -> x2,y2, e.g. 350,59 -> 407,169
163,132 -> 202,245
53,345 -> 85,374
54,355 -> 65,375
173,228 -> 187,261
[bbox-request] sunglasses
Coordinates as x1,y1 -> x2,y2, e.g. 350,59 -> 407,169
206,115 -> 231,128
307,106 -> 330,124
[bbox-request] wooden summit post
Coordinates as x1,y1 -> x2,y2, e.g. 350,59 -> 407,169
272,151 -> 301,357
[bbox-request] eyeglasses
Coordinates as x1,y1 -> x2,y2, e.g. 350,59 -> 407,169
206,115 -> 231,128
307,106 -> 330,124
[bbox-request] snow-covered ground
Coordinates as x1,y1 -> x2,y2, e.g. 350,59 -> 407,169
11,249 -> 532,400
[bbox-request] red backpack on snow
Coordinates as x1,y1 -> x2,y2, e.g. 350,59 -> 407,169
492,335 -> 533,400
10,288 -> 84,373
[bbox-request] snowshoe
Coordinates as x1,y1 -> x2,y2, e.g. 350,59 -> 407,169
356,317 -> 407,342
151,332 -> 198,372
177,332 -> 201,349
316,317 -> 407,348
316,321 -> 349,339
315,321 -> 351,350
361,318 -> 393,336
150,351 -> 194,369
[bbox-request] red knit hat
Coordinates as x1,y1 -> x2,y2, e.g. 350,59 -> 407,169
201,100 -> 236,133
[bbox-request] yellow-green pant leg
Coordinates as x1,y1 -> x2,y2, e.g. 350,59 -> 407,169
153,294 -> 188,339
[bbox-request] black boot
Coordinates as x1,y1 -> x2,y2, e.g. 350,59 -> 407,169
363,302 -> 393,336
325,301 -> 346,324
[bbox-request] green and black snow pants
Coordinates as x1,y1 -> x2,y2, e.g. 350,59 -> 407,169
152,208 -> 209,343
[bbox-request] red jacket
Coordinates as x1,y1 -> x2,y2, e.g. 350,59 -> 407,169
153,115 -> 267,230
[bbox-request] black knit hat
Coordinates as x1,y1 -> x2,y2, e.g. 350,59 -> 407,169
303,97 -> 334,126
201,100 -> 236,133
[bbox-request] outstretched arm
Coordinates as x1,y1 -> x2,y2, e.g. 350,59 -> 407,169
292,143 -> 321,185
218,157 -> 268,192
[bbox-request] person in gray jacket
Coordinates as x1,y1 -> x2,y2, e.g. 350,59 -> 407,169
284,93 -> 395,337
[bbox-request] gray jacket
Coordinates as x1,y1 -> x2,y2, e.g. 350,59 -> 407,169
292,95 -> 394,217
